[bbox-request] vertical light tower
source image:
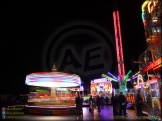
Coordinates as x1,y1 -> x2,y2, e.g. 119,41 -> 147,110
113,1 -> 126,94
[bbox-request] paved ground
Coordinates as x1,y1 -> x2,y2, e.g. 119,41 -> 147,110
2,105 -> 148,121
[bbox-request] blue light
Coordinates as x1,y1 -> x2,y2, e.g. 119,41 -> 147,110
127,75 -> 138,81
102,74 -> 118,82
107,72 -> 119,81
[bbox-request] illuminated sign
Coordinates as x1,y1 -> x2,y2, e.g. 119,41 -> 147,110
141,0 -> 158,27
93,78 -> 107,83
137,74 -> 144,88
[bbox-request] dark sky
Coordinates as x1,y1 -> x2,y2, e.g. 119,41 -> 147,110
1,0 -> 146,94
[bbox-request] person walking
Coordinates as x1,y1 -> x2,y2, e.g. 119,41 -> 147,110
106,96 -> 109,105
136,91 -> 143,116
118,92 -> 127,116
93,96 -> 96,108
111,93 -> 117,116
79,95 -> 83,117
115,94 -> 120,115
89,95 -> 94,112
96,95 -> 101,112
101,96 -> 105,108
75,92 -> 81,117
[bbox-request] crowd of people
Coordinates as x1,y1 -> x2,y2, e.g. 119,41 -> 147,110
75,92 -> 110,117
75,91 -> 143,118
111,92 -> 127,116
111,91 -> 143,116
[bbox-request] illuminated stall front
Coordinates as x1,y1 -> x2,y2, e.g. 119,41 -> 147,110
90,78 -> 112,98
134,73 -> 162,120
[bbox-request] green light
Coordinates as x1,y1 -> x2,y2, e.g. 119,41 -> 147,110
101,74 -> 118,82
123,70 -> 132,82
36,89 -> 49,92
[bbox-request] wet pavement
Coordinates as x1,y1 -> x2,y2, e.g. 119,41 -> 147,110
2,105 -> 148,121
75,106 -> 148,121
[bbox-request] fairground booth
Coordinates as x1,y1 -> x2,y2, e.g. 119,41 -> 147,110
90,78 -> 112,99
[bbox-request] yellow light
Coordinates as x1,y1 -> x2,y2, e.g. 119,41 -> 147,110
147,1 -> 158,13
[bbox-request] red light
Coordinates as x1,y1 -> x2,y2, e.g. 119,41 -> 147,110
113,11 -> 125,81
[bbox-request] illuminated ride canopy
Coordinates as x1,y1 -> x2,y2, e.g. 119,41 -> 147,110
25,72 -> 81,116
25,72 -> 81,87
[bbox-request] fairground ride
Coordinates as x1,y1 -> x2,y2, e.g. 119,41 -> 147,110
102,0 -> 133,95
133,0 -> 161,120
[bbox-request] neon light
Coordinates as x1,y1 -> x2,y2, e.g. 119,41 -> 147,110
117,11 -> 125,80
113,11 -> 120,79
25,72 -> 81,87
148,1 -> 158,13
137,74 -> 144,88
141,57 -> 162,73
141,0 -> 158,26
93,78 -> 107,83
113,11 -> 125,81
142,1 -> 149,12
133,75 -> 138,79
107,72 -> 119,81
127,75 -> 138,81
123,70 -> 132,82
132,71 -> 140,78
141,1 -> 149,26
36,89 -> 49,92
101,74 -> 118,82
128,71 -> 140,81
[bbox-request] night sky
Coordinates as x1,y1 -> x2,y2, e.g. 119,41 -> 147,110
1,0 -> 146,94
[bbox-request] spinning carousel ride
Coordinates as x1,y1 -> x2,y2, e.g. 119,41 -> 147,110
24,64 -> 81,115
